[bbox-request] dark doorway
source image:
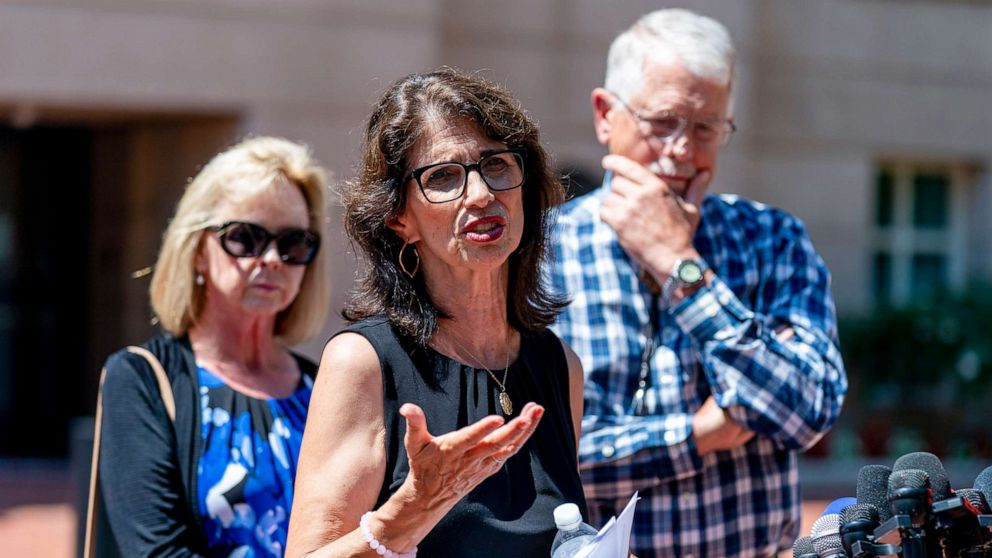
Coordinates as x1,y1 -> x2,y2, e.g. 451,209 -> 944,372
0,125 -> 92,457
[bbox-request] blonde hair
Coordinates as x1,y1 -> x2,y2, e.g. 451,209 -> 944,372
150,136 -> 331,345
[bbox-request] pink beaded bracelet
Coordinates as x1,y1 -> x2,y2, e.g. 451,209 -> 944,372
359,511 -> 418,558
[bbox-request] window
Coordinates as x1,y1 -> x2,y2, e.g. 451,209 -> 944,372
871,161 -> 972,306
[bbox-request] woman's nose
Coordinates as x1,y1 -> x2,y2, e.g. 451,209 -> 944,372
259,240 -> 283,266
463,170 -> 495,207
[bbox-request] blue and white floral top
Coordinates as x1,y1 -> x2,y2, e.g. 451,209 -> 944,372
196,365 -> 313,558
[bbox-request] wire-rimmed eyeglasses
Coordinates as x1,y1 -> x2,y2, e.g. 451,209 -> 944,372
405,148 -> 526,204
610,92 -> 736,147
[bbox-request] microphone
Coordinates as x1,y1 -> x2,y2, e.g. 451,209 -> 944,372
840,504 -> 880,558
814,533 -> 848,558
794,536 -> 819,558
811,514 -> 847,558
892,452 -> 968,558
975,466 -> 992,505
958,488 -> 992,515
858,465 -> 893,522
840,503 -> 902,558
893,452 -> 951,501
875,468 -> 932,558
972,467 -> 992,556
791,459 -> 992,558
888,467 -> 930,522
824,497 -> 859,517
932,485 -> 992,557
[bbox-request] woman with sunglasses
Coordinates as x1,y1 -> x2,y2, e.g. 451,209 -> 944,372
285,68 -> 586,558
94,136 -> 330,557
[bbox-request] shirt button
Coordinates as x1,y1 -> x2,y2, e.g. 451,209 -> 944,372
664,430 -> 677,443
660,374 -> 675,384
681,491 -> 693,505
602,445 -> 615,458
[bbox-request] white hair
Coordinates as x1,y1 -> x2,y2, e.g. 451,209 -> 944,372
605,9 -> 736,108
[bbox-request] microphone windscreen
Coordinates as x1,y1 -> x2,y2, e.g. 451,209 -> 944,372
974,466 -> 992,505
888,468 -> 930,492
857,464 -> 892,520
822,497 -> 857,517
812,532 -> 846,558
811,513 -> 840,540
893,452 -> 951,500
839,502 -> 880,526
956,488 -> 991,514
793,536 -> 815,558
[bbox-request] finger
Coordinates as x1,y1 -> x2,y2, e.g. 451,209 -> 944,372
476,415 -> 533,452
598,203 -> 622,230
600,189 -> 627,210
517,401 -> 545,423
477,405 -> 545,459
514,401 -> 536,418
436,413 -> 506,453
684,170 -> 712,207
506,405 -> 544,452
502,404 -> 544,445
400,403 -> 434,455
400,403 -> 428,440
599,188 -> 643,232
774,326 -> 796,342
605,173 -> 643,199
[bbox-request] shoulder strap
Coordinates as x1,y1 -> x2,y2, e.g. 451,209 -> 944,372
126,346 -> 176,422
84,346 -> 174,558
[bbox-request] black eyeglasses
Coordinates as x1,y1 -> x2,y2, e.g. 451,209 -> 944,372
405,148 -> 526,204
209,221 -> 320,266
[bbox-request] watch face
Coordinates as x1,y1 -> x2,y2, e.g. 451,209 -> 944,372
677,261 -> 703,284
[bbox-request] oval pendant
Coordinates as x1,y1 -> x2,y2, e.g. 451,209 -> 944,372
499,391 -> 513,415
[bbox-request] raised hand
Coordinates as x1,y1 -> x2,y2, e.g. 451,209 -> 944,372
599,154 -> 712,279
400,402 -> 544,509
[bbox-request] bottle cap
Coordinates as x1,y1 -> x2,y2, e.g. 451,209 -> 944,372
553,503 -> 583,530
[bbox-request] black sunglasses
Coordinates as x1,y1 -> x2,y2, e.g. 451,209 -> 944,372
209,221 -> 320,266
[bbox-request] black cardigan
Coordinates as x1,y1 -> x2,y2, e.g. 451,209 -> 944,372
97,334 -> 317,557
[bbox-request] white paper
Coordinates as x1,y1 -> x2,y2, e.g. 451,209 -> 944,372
572,492 -> 640,558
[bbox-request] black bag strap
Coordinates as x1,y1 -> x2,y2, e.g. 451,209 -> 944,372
84,346 -> 174,558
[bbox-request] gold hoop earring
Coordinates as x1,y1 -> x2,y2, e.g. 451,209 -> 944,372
399,241 -> 420,279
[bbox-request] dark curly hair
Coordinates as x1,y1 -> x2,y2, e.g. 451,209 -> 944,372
341,67 -> 567,345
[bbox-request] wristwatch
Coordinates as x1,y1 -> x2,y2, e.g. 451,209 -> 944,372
662,258 -> 709,303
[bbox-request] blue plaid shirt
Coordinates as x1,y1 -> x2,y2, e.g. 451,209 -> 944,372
547,179 -> 847,558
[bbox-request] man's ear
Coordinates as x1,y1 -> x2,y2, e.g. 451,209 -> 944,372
591,87 -> 615,146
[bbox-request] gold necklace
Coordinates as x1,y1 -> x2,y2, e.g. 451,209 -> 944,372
444,333 -> 514,415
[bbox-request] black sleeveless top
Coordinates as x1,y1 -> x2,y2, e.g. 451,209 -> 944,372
342,317 -> 588,558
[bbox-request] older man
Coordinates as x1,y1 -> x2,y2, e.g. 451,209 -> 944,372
548,9 -> 847,558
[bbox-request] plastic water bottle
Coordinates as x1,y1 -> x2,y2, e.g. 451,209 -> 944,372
550,503 -> 597,558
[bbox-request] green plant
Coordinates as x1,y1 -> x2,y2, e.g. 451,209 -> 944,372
837,284 -> 992,457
